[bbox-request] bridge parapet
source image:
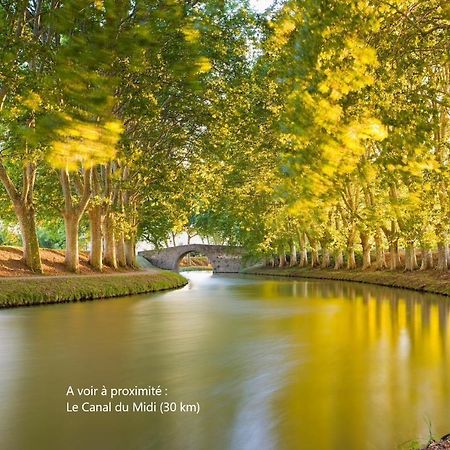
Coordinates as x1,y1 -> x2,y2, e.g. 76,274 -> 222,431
139,244 -> 244,273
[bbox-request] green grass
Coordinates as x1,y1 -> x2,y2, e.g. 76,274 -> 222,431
0,272 -> 187,308
179,266 -> 213,272
244,266 -> 450,297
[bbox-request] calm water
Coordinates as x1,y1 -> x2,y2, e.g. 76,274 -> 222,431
0,272 -> 449,450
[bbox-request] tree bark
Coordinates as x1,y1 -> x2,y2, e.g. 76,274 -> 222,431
360,233 -> 371,270
186,234 -> 192,265
102,162 -> 118,268
125,235 -> 137,267
88,206 -> 103,271
310,240 -> 320,268
420,247 -> 433,270
0,160 -> 43,273
63,213 -> 80,273
60,167 -> 92,273
16,204 -> 42,273
321,246 -> 331,268
382,220 -> 401,270
347,247 -> 356,269
121,167 -> 139,269
436,241 -> 448,271
103,212 -> 117,268
116,232 -> 127,267
298,232 -> 308,267
88,167 -> 106,271
404,242 -> 418,271
279,252 -> 286,268
289,240 -> 297,267
346,224 -> 357,269
389,239 -> 400,270
334,251 -> 344,270
374,229 -> 386,270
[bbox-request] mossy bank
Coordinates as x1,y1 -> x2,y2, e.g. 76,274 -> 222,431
245,266 -> 450,298
0,271 -> 187,308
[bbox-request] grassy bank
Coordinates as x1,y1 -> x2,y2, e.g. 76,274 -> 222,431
245,266 -> 450,297
0,271 -> 187,308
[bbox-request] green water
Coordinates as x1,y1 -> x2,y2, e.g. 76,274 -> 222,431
0,272 -> 449,450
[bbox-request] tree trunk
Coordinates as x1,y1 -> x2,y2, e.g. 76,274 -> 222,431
299,232 -> 308,267
389,239 -> 400,270
404,243 -> 418,271
0,160 -> 43,273
186,234 -> 192,265
64,213 -> 80,273
116,232 -> 127,267
16,205 -> 42,273
404,245 -> 412,271
420,247 -> 433,270
88,206 -> 103,271
125,235 -> 137,268
321,247 -> 330,268
360,233 -> 371,270
374,229 -> 386,270
383,220 -> 401,270
289,241 -> 297,267
346,225 -> 357,269
279,253 -> 286,268
436,241 -> 448,271
59,167 -> 92,272
310,240 -> 320,268
412,247 -> 418,269
347,247 -> 356,269
103,212 -> 117,268
334,251 -> 344,270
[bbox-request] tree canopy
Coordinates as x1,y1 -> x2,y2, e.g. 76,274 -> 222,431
0,0 -> 449,273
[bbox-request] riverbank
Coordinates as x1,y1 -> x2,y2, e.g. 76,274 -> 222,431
0,245 -> 134,277
245,266 -> 450,297
0,271 -> 187,308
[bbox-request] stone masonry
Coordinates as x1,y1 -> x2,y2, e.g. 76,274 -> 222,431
139,244 -> 243,273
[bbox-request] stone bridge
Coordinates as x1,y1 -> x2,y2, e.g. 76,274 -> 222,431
139,244 -> 244,273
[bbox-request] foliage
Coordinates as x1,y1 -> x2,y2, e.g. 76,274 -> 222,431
0,0 -> 449,273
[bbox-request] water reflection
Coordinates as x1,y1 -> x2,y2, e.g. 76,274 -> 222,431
252,278 -> 450,449
0,272 -> 448,450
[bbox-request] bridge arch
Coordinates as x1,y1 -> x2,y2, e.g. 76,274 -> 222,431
139,244 -> 243,273
175,249 -> 212,271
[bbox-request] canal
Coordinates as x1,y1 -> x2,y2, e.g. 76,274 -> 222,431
0,271 -> 449,450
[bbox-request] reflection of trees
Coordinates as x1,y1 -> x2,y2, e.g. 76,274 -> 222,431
261,278 -> 450,342
253,278 -> 450,448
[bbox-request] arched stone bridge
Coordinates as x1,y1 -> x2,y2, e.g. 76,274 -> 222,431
139,244 -> 244,273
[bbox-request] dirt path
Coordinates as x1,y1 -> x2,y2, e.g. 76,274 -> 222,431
0,246 -> 163,279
